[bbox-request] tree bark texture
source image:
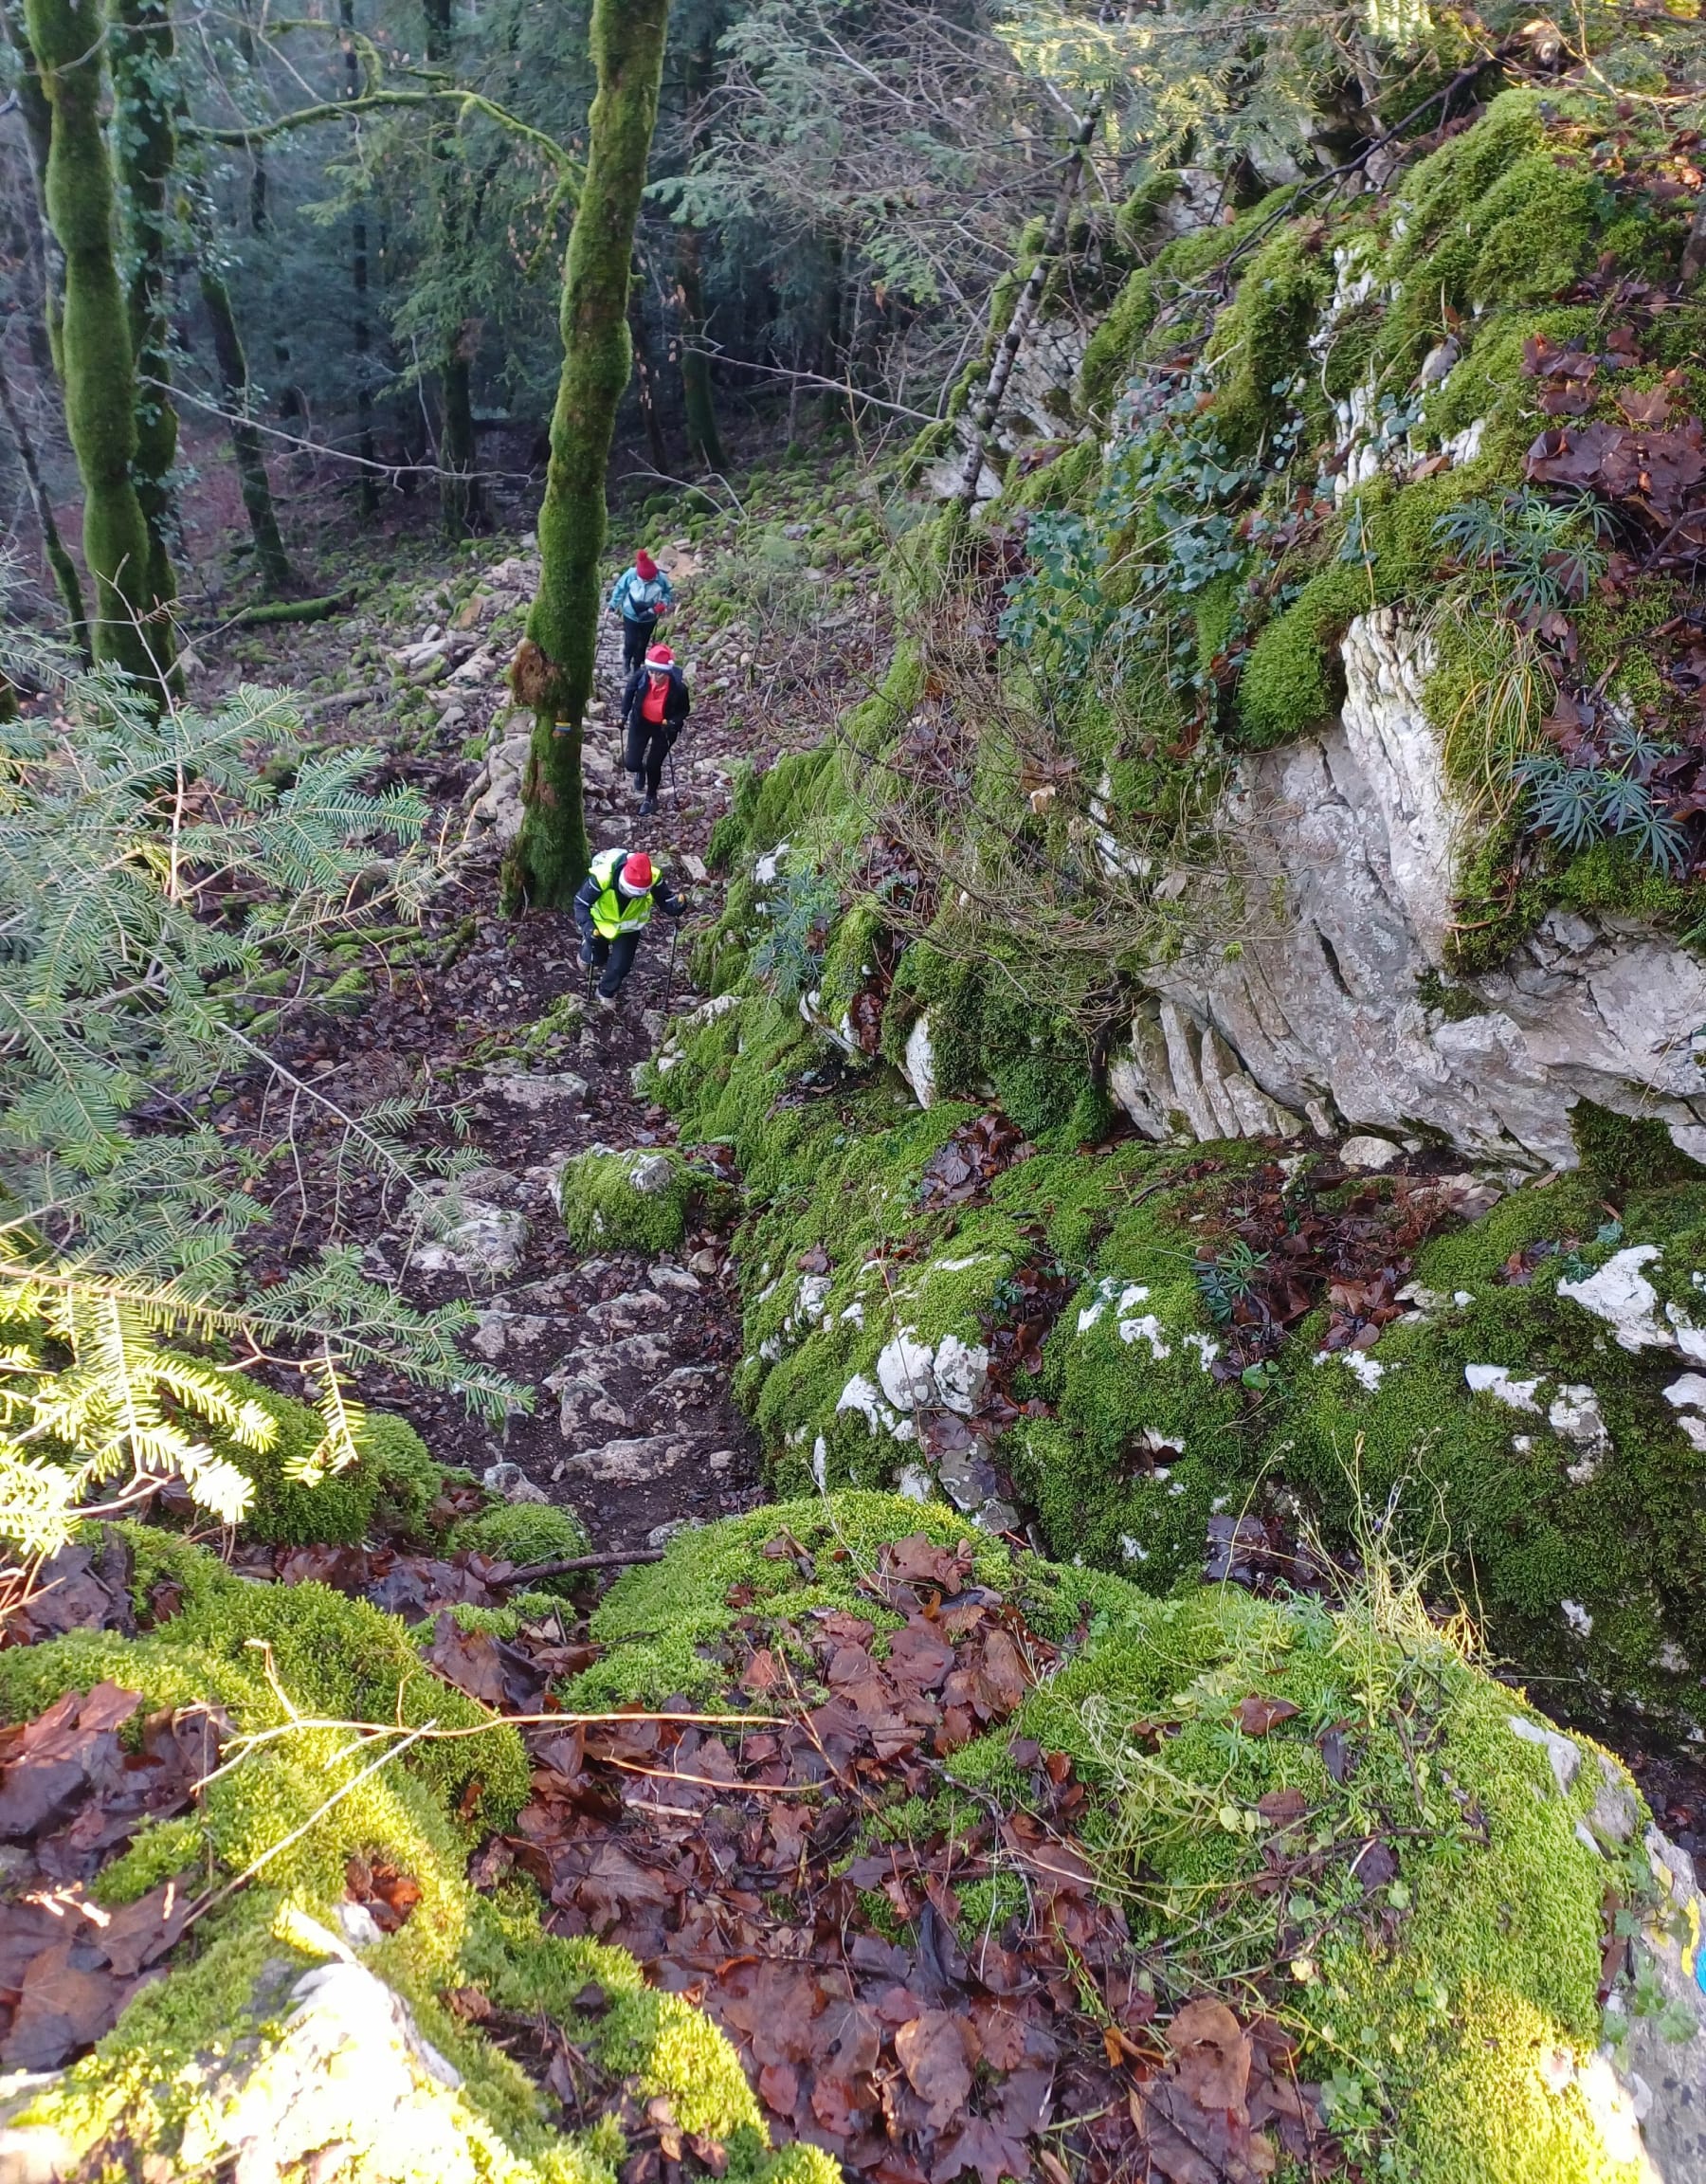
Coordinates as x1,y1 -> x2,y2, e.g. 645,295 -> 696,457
628,272 -> 672,475
110,0 -> 182,638
674,222 -> 725,473
953,95 -> 1103,513
340,0 -> 378,518
191,191 -> 294,596
23,0 -> 169,689
0,340 -> 89,657
2,0 -> 64,378
503,0 -> 671,911
423,0 -> 487,538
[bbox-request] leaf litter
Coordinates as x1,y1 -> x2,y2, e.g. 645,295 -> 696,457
454,1532 -> 1344,2183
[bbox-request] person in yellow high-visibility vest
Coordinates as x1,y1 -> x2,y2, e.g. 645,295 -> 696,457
572,848 -> 686,1005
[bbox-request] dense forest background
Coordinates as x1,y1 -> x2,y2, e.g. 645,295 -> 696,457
0,0 -> 1448,617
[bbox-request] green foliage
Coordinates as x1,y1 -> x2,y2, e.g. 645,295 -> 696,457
0,649 -> 516,1555
752,866 -> 843,1003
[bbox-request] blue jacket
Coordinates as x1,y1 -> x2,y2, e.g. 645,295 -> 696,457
608,566 -> 674,622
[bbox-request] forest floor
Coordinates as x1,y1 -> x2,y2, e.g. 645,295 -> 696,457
191,456 -> 893,1553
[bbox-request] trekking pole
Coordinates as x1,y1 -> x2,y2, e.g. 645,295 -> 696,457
662,918 -> 680,1020
667,744 -> 680,808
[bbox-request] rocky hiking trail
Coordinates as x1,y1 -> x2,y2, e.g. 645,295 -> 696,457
200,515 -> 889,1554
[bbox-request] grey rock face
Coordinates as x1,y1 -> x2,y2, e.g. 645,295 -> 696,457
1102,610 -> 1706,1168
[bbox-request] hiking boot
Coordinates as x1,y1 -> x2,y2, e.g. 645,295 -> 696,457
638,793 -> 658,815
595,990 -> 619,1010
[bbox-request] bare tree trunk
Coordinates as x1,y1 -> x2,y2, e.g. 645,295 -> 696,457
190,190 -> 294,596
628,269 -> 671,475
674,221 -> 725,473
340,0 -> 378,518
422,0 -> 486,537
2,0 -> 64,378
953,95 -> 1103,513
0,340 -> 88,657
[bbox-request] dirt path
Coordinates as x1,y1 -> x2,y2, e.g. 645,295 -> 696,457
206,503 -> 888,1555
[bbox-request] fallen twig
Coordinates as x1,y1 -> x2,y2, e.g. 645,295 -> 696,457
503,1547 -> 666,1584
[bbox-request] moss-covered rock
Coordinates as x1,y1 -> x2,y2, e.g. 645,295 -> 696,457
571,1494 -> 1678,2184
557,1145 -> 696,1253
233,1392 -> 445,1547
0,1524 -> 830,2184
448,1500 -> 592,1588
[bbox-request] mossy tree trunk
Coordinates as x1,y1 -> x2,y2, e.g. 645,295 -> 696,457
23,0 -> 170,691
188,189 -> 294,597
3,0 -> 64,379
0,340 -> 89,658
502,0 -> 671,912
111,0 -> 181,641
422,0 -> 487,539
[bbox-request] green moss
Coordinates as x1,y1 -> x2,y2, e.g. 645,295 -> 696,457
1206,223 -> 1330,453
576,1496 -> 1650,2184
448,1501 -> 592,1589
1080,265 -> 1157,416
1570,1101 -> 1706,1193
707,742 -> 838,876
0,1526 -> 821,2184
233,1387 -> 444,1547
1236,562 -> 1368,746
558,1145 -> 695,1252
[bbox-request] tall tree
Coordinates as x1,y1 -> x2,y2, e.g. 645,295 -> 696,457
502,0 -> 672,911
422,0 -> 487,537
0,342 -> 89,656
23,0 -> 169,689
110,0 -> 181,637
674,221 -> 725,472
673,32 -> 725,474
188,187 -> 295,596
3,0 -> 64,377
340,0 -> 378,518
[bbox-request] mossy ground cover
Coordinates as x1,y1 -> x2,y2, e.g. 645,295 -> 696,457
556,1494 -> 1677,2184
0,1520 -> 828,2184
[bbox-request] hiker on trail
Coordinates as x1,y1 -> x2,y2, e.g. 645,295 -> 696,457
621,643 -> 691,816
572,847 -> 686,1006
608,548 -> 674,672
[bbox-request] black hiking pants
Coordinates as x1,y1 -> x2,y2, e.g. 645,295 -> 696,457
581,930 -> 642,998
621,614 -> 658,671
623,716 -> 678,796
